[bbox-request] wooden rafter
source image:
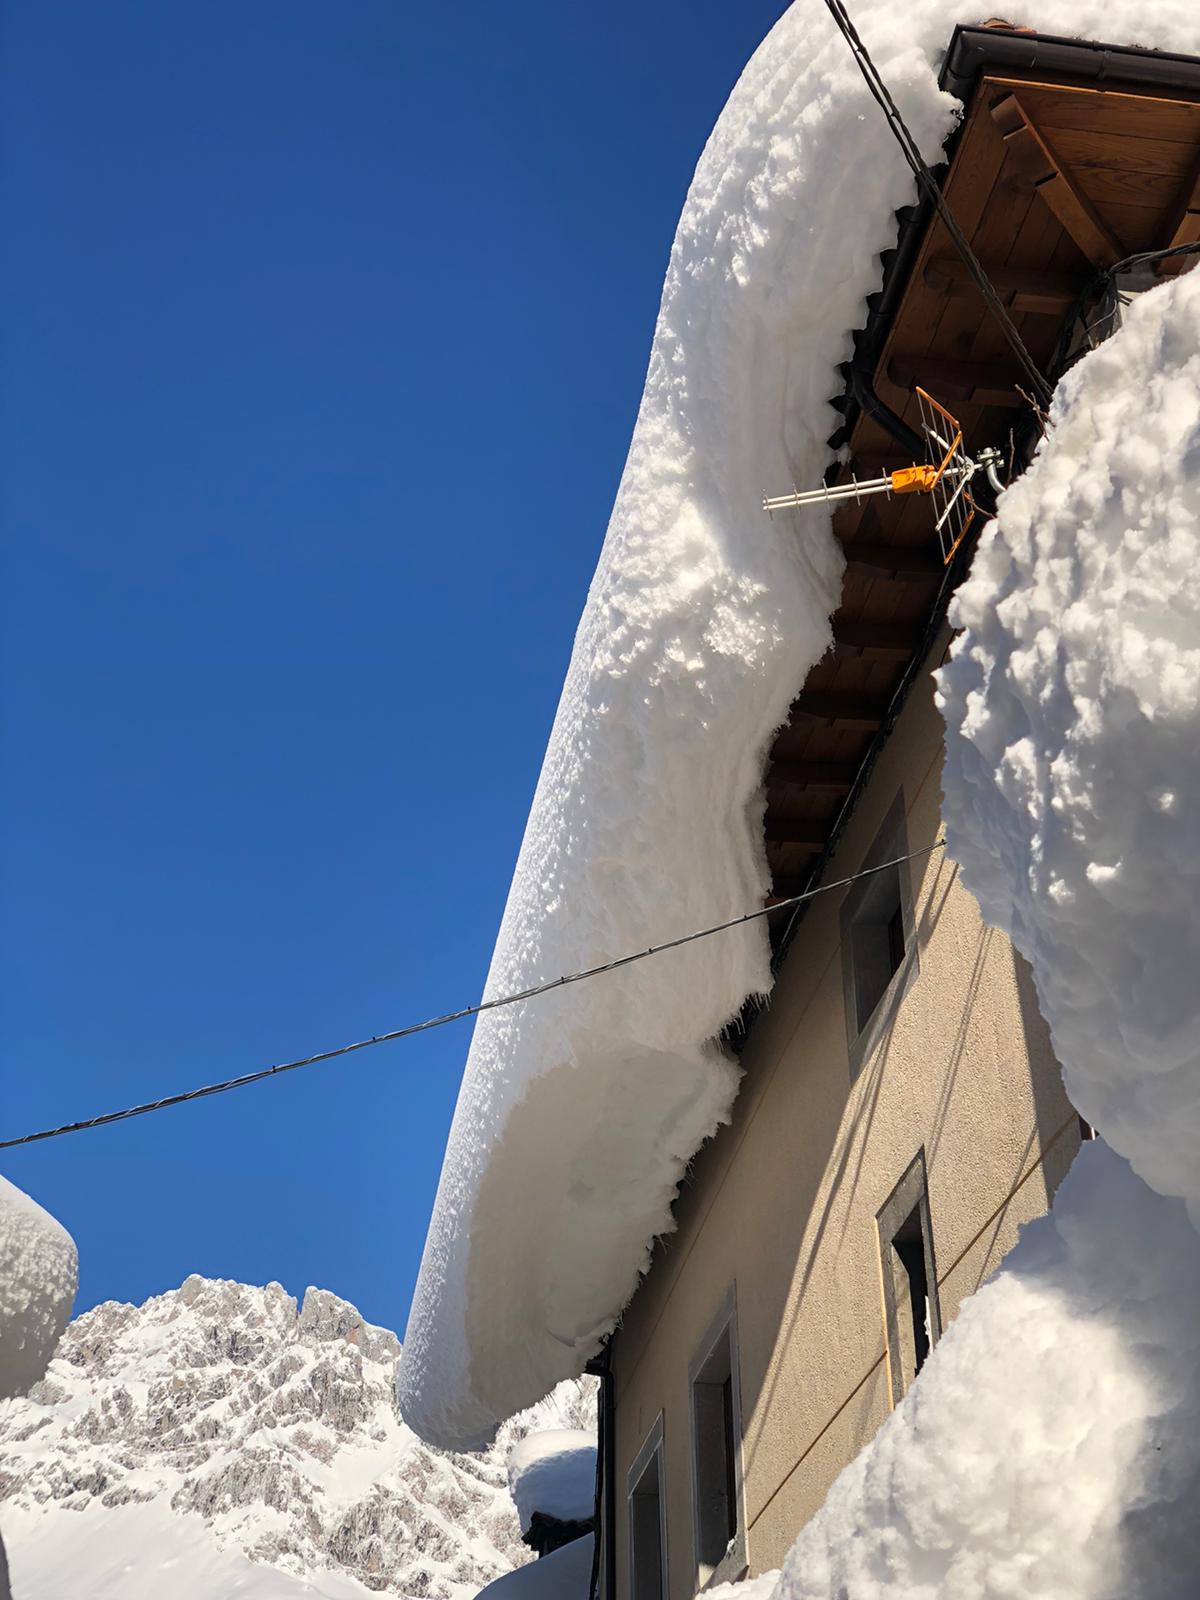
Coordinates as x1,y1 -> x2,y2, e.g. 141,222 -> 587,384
764,818 -> 828,848
831,618 -> 922,658
1159,147 -> 1200,270
923,255 -> 1085,314
988,90 -> 1124,269
768,761 -> 858,792
841,543 -> 942,579
887,354 -> 1024,407
789,692 -> 887,729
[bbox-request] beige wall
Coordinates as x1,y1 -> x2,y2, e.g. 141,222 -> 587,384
610,647 -> 1080,1600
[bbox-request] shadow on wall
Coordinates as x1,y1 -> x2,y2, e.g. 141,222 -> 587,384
694,842 -> 1079,1534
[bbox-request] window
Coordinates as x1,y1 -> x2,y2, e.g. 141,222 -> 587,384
849,863 -> 906,1033
840,792 -> 918,1077
688,1290 -> 745,1589
877,1150 -> 942,1405
628,1415 -> 667,1600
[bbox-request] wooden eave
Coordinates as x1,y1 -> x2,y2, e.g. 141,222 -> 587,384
760,29 -> 1200,957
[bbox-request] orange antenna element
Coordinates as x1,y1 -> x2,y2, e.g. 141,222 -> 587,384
762,388 -> 1002,565
913,387 -> 977,563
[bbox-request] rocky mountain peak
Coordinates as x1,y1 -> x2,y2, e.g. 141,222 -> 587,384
0,1276 -> 594,1597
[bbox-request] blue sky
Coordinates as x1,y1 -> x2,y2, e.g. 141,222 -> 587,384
1,0 -> 787,1336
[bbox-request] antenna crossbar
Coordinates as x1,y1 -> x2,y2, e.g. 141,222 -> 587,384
762,387 -> 995,565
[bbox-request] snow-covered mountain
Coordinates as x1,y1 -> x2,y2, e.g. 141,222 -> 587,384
0,1276 -> 594,1599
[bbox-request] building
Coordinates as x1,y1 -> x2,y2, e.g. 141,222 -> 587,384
399,14 -> 1200,1600
604,24 -> 1200,1600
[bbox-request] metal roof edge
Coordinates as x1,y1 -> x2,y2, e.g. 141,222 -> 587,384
942,24 -> 1200,102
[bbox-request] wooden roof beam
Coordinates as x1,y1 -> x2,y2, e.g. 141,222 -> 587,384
1159,148 -> 1200,272
988,90 -> 1124,270
764,818 -> 828,848
831,617 -> 922,659
887,355 -> 1025,408
769,760 -> 858,792
789,691 -> 887,730
841,540 -> 943,579
923,255 -> 1085,315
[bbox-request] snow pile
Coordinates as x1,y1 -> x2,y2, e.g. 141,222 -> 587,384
506,1430 -> 595,1535
766,265 -> 1200,1596
0,1275 -> 593,1599
399,0 -> 1200,1452
0,1176 -> 76,1403
777,1143 -> 1200,1598
3,1502 -> 377,1600
939,266 -> 1200,1218
474,1531 -> 595,1600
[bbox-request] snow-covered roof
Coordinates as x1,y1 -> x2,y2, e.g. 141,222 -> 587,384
507,1430 -> 596,1535
0,1175 -> 77,1402
398,0 -> 1200,1452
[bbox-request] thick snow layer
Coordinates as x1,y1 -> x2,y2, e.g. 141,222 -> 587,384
709,1574 -> 779,1600
474,1532 -> 594,1600
507,1430 -> 596,1534
776,1143 -> 1200,1598
400,0 -> 1200,1451
939,267 -> 1200,1220
765,257 -> 1200,1595
0,1176 -> 76,1403
0,1275 -> 593,1600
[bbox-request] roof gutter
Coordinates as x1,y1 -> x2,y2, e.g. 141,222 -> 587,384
942,24 -> 1200,101
585,1347 -> 616,1600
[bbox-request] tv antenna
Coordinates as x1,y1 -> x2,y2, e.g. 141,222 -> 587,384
762,388 -> 1005,564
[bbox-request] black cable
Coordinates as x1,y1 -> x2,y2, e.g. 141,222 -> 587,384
1051,241 -> 1200,380
822,0 -> 1054,409
1102,241 -> 1200,278
0,841 -> 944,1151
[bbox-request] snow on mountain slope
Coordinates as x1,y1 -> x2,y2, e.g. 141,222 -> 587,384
4,1501 -> 377,1600
0,1276 -> 593,1599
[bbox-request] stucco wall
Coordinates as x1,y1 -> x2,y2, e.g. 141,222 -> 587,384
609,647 -> 1080,1600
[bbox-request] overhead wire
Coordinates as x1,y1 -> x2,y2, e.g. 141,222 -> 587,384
822,0 -> 1055,409
0,840 -> 945,1151
1051,241 -> 1200,375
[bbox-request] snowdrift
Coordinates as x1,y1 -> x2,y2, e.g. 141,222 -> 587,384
473,1532 -> 595,1600
400,0 -> 1200,1452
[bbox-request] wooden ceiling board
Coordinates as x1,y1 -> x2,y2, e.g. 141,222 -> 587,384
1046,125 -> 1200,179
992,77 -> 1200,145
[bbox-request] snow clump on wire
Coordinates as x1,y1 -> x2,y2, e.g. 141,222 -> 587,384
771,260 -> 1200,1599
